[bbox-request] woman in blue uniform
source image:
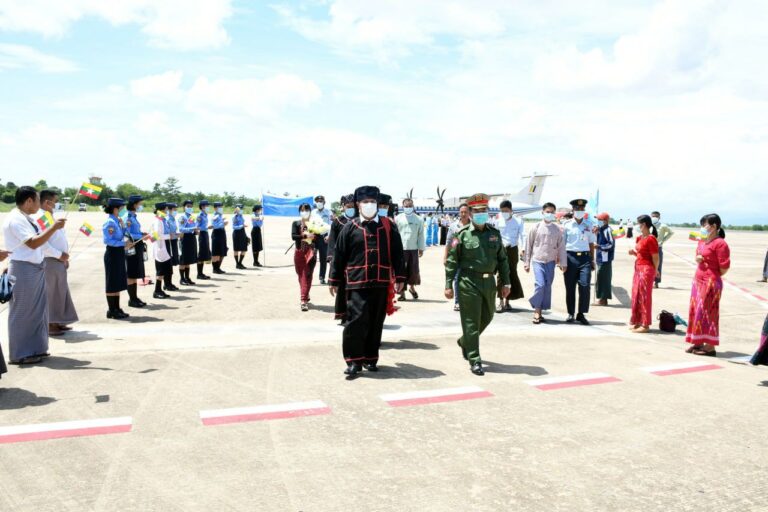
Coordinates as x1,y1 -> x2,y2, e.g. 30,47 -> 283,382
231,204 -> 248,269
103,198 -> 130,319
125,194 -> 147,308
164,202 -> 180,291
196,199 -> 212,280
178,199 -> 198,285
210,201 -> 229,274
251,205 -> 264,267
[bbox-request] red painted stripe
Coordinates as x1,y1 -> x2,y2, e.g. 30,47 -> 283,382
533,376 -> 621,391
202,407 -> 331,426
652,365 -> 722,377
0,424 -> 132,444
386,391 -> 493,407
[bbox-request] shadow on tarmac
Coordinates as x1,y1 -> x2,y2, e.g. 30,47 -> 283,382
0,388 -> 57,410
482,361 -> 547,376
126,316 -> 163,323
50,331 -> 103,344
39,356 -> 112,372
382,324 -> 402,330
142,304 -> 179,311
364,362 -> 445,380
612,286 -> 631,307
381,340 -> 439,351
310,304 -> 335,314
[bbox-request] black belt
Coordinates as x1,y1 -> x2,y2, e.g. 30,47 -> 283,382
462,269 -> 494,278
568,251 -> 589,257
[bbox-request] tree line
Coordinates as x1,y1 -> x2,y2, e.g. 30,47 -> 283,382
0,177 -> 262,208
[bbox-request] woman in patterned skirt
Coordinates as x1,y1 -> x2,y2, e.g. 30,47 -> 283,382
750,314 -> 768,366
685,213 -> 730,356
628,215 -> 659,333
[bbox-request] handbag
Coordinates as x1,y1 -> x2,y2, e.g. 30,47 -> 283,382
0,269 -> 15,304
658,310 -> 676,333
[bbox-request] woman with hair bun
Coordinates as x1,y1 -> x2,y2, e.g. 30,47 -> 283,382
628,215 -> 659,333
685,213 -> 730,356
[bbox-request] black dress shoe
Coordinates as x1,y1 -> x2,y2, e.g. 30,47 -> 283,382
344,363 -> 362,376
319,278 -> 326,285
107,309 -> 130,319
9,355 -> 43,365
179,278 -> 189,285
471,362 -> 485,376
164,284 -> 180,292
128,299 -> 145,308
457,338 -> 467,360
566,315 -> 575,323
363,363 -> 379,372
117,309 -> 130,318
199,274 -> 211,280
153,291 -> 170,299
576,314 -> 590,326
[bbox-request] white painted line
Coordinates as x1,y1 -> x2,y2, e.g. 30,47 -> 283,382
200,400 -> 330,426
380,386 -> 493,407
0,416 -> 132,444
524,373 -> 621,391
641,361 -> 723,376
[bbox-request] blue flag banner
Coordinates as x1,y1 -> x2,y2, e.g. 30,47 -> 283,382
262,193 -> 314,217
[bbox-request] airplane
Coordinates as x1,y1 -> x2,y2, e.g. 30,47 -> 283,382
406,173 -> 552,216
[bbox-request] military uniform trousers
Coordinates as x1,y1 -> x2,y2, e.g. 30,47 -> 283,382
564,251 -> 592,315
342,287 -> 388,364
458,271 -> 497,365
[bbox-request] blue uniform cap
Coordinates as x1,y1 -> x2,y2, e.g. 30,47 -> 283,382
182,199 -> 193,207
235,204 -> 243,209
166,202 -> 177,208
252,205 -> 262,212
127,194 -> 143,204
107,197 -> 126,208
154,202 -> 167,210
213,201 -> 223,208
199,200 -> 210,207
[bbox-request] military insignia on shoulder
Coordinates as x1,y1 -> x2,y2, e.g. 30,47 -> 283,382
108,228 -> 115,234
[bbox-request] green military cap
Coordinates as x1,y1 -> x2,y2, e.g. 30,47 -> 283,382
467,193 -> 490,209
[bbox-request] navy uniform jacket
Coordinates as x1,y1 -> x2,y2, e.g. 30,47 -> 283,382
212,212 -> 226,229
596,224 -> 615,264
125,212 -> 143,242
232,213 -> 245,230
329,217 -> 406,290
197,211 -> 209,231
103,215 -> 126,247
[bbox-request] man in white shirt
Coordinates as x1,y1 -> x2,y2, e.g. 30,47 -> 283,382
492,200 -> 526,312
2,186 -> 66,365
310,194 -> 331,285
40,189 -> 79,336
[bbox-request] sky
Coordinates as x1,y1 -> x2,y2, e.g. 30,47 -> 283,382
0,0 -> 766,224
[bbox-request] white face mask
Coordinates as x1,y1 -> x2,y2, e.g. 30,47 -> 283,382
574,211 -> 585,220
652,217 -> 660,225
360,202 -> 378,218
502,212 -> 512,221
542,212 -> 556,223
404,207 -> 414,215
316,202 -> 324,210
300,211 -> 310,220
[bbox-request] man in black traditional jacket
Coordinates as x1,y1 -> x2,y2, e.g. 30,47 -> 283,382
329,185 -> 406,378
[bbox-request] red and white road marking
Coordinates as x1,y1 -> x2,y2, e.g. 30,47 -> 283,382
0,416 -> 132,444
200,400 -> 331,426
524,373 -> 621,391
641,361 -> 723,376
380,386 -> 493,407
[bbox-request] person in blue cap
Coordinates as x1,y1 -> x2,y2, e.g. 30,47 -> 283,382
125,194 -> 148,308
196,199 -> 212,279
103,198 -> 131,319
177,199 -> 198,285
210,201 -> 229,274
151,202 -> 173,299
250,205 -> 264,267
231,204 -> 248,269
165,202 -> 180,291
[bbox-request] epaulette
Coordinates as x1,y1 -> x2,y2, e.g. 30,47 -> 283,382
456,223 -> 471,233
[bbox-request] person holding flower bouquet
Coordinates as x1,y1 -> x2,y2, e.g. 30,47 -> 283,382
291,203 -> 320,311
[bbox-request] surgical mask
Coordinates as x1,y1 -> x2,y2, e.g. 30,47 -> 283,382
216,207 -> 223,214
473,212 -> 490,225
205,207 -> 211,213
137,205 -> 144,212
300,211 -> 311,220
118,207 -> 127,217
316,202 -> 325,210
652,217 -> 660,226
502,212 -> 512,221
378,208 -> 389,217
185,207 -> 193,215
344,207 -> 356,218
404,207 -> 414,215
574,211 -> 585,220
700,225 -> 711,237
361,203 -> 378,218
170,210 -> 177,217
543,212 -> 556,223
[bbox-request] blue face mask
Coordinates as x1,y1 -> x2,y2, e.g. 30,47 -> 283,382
216,207 -> 223,214
473,213 -> 489,225
170,210 -> 177,217
118,207 -> 128,218
404,207 -> 414,215
185,207 -> 193,215
378,208 -> 389,217
136,205 -> 144,213
700,225 -> 711,237
344,207 -> 356,218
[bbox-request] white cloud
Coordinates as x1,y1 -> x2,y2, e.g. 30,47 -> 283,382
130,70 -> 184,98
0,43 -> 76,72
0,0 -> 232,50
186,74 -> 322,118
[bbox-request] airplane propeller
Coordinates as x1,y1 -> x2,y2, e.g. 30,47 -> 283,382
436,186 -> 446,213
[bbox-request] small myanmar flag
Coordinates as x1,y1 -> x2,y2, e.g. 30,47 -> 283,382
79,182 -> 103,200
79,221 -> 94,237
150,231 -> 160,242
689,231 -> 703,241
36,211 -> 54,231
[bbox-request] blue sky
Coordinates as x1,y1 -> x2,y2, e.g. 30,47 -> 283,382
1,0 -> 766,224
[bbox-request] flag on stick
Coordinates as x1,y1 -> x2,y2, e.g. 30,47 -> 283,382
78,182 -> 103,200
36,211 -> 55,231
79,221 -> 94,237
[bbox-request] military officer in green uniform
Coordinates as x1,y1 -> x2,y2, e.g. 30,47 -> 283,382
445,193 -> 511,375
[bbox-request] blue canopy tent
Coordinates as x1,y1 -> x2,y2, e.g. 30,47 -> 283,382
262,193 -> 314,217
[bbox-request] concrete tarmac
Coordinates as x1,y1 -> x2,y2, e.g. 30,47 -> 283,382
1,213 -> 767,512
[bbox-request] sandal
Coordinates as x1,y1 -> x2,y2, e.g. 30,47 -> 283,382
300,303 -> 309,312
532,316 -> 542,324
409,289 -> 419,300
692,348 -> 717,357
685,344 -> 703,353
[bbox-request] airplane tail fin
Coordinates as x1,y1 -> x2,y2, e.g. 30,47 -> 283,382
512,174 -> 550,205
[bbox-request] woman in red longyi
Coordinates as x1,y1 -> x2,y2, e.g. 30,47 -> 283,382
685,213 -> 731,356
628,215 -> 659,333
